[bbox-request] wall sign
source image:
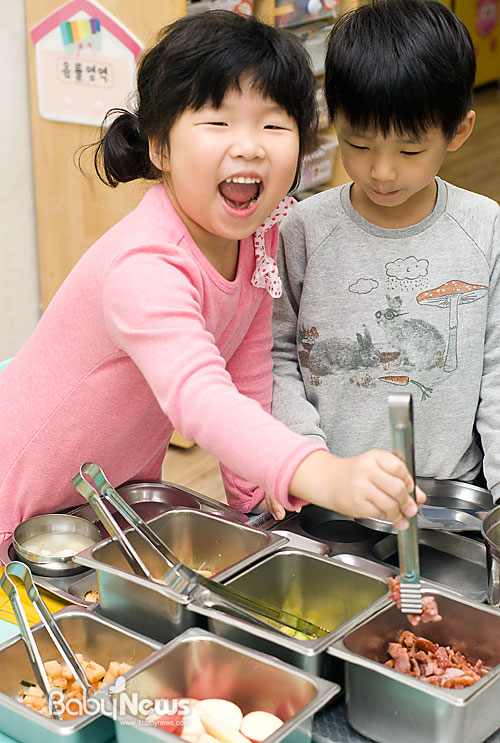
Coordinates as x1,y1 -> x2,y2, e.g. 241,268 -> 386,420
30,0 -> 142,126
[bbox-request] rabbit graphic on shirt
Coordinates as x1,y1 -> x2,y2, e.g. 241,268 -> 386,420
375,295 -> 445,369
308,325 -> 380,378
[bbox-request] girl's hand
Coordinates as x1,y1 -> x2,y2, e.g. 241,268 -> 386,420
289,449 -> 426,529
263,492 -> 301,520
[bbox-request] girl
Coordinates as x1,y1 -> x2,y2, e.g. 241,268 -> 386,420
0,11 -> 420,543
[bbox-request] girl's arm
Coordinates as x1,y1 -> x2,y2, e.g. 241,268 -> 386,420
220,288 -> 274,512
102,243 -> 323,511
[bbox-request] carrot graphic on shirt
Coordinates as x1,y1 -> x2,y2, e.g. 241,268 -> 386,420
379,375 -> 433,401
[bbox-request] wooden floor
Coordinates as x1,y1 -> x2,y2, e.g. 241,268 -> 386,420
162,81 -> 500,505
162,443 -> 226,503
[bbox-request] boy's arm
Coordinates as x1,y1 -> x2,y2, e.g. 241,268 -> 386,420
271,226 -> 328,446
475,212 -> 500,500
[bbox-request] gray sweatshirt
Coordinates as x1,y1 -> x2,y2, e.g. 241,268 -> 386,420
272,178 -> 500,499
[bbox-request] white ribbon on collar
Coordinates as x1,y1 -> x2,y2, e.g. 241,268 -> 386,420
251,196 -> 295,298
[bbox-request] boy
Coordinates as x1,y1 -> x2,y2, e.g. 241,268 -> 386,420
269,0 -> 500,518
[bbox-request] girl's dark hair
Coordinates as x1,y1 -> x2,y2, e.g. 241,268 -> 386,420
324,0 -> 476,140
90,10 -> 318,188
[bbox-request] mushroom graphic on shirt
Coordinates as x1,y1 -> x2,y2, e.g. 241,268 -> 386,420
417,280 -> 488,373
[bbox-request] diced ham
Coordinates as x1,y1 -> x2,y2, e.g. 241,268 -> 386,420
383,629 -> 490,689
393,650 -> 411,673
388,576 -> 442,626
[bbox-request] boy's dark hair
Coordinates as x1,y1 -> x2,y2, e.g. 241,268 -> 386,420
324,0 -> 476,140
90,10 -> 318,188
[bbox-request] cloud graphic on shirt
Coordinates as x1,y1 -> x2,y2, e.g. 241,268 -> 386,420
349,278 -> 379,294
385,256 -> 429,281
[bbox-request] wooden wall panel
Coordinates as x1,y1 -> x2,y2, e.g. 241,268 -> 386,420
25,1 -> 186,310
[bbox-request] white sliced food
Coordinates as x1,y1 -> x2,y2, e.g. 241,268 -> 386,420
240,711 -> 284,742
196,699 -> 243,730
182,706 -> 205,737
198,735 -> 222,743
197,708 -> 249,743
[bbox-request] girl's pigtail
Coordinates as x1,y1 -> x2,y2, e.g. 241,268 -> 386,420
90,109 -> 159,187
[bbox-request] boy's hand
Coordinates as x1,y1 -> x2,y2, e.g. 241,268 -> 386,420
289,449 -> 426,529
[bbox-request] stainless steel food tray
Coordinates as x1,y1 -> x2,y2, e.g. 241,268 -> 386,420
0,537 -> 97,607
0,605 -> 161,743
328,586 -> 500,743
416,477 -> 493,510
192,547 -> 392,678
68,479 -> 248,533
111,627 -> 341,743
370,529 -> 487,602
0,481 -> 249,608
74,508 -> 288,642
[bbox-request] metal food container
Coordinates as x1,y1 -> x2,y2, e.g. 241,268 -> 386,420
481,505 -> 500,606
192,548 -> 392,677
69,480 -> 248,534
416,477 -> 493,511
371,528 -> 487,602
274,479 -> 493,559
0,605 -> 161,743
13,514 -> 102,577
328,587 -> 500,743
112,627 -> 341,743
74,509 -> 287,642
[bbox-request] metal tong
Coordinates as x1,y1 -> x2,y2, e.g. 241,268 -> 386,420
388,394 -> 423,616
0,560 -> 93,719
72,463 -> 328,639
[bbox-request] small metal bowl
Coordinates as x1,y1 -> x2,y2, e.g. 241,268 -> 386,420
13,514 -> 102,577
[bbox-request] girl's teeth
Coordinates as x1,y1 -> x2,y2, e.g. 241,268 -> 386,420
225,177 -> 261,184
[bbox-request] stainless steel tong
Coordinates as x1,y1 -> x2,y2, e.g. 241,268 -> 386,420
72,462 -> 178,580
0,560 -> 93,719
388,394 -> 423,616
161,562 -> 328,638
72,463 -> 328,639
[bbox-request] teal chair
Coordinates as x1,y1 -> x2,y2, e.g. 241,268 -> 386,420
0,358 -> 12,372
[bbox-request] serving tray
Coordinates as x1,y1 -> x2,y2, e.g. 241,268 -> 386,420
0,481 -> 248,608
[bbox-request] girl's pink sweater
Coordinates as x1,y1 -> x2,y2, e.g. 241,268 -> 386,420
0,185 -> 323,542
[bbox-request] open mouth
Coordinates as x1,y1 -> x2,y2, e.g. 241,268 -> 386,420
218,176 -> 262,210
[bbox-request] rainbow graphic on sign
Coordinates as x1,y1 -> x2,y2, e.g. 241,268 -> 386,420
59,16 -> 102,54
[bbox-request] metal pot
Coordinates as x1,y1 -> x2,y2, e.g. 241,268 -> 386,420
481,505 -> 500,606
13,514 -> 101,577
357,477 -> 493,534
